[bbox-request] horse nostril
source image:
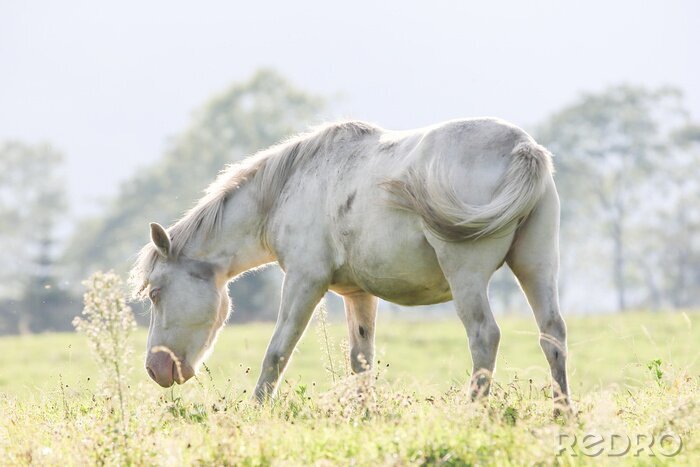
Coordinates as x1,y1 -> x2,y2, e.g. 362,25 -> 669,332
147,366 -> 156,381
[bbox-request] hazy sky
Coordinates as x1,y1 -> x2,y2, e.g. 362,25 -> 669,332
1,1 -> 698,216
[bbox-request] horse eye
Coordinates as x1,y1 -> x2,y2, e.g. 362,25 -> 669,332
149,287 -> 161,303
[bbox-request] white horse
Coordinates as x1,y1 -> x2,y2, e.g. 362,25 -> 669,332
131,118 -> 569,409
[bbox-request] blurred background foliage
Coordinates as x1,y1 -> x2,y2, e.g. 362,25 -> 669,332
1,70 -> 699,334
63,69 -> 324,326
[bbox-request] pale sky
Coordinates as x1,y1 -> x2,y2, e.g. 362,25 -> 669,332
1,0 -> 698,217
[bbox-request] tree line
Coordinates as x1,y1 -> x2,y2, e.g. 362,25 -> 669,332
1,70 -> 698,333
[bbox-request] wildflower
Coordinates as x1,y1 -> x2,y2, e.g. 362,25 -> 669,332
73,271 -> 136,433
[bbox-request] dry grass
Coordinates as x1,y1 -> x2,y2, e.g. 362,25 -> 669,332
1,363 -> 697,465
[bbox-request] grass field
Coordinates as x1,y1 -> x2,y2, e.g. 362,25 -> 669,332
1,310 -> 699,465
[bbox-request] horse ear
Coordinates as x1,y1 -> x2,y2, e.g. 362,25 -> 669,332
150,222 -> 171,258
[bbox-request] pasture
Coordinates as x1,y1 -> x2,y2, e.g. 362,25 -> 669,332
1,310 -> 699,465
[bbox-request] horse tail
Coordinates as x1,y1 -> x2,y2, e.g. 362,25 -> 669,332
382,140 -> 554,241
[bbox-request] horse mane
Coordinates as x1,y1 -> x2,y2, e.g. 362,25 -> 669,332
129,120 -> 378,297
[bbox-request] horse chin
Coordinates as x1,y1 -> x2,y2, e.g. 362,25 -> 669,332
175,360 -> 196,384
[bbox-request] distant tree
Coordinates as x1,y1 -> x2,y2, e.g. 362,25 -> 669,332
0,142 -> 74,333
650,125 -> 700,308
65,69 -> 325,320
538,86 -> 689,311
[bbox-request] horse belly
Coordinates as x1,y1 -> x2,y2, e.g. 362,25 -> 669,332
331,214 -> 452,306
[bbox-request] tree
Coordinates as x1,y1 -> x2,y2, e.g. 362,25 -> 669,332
65,69 -> 325,320
538,86 -> 689,311
650,125 -> 700,308
0,142 -> 73,333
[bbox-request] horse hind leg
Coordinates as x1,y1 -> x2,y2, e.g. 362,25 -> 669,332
506,177 -> 571,412
427,233 -> 515,400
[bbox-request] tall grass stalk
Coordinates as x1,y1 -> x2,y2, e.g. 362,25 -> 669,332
72,272 -> 136,440
314,299 -> 338,383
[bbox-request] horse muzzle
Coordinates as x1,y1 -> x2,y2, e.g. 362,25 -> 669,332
145,348 -> 195,387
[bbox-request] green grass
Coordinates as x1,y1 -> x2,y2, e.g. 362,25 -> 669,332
2,311 -> 698,397
1,311 -> 699,465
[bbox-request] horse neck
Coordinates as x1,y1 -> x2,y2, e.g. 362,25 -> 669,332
182,182 -> 274,278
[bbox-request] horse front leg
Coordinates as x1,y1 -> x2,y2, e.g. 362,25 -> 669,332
254,270 -> 329,401
343,292 -> 378,373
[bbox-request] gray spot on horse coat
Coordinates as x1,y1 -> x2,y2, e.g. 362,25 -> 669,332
358,325 -> 366,338
378,139 -> 398,152
180,257 -> 216,281
338,191 -> 357,217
